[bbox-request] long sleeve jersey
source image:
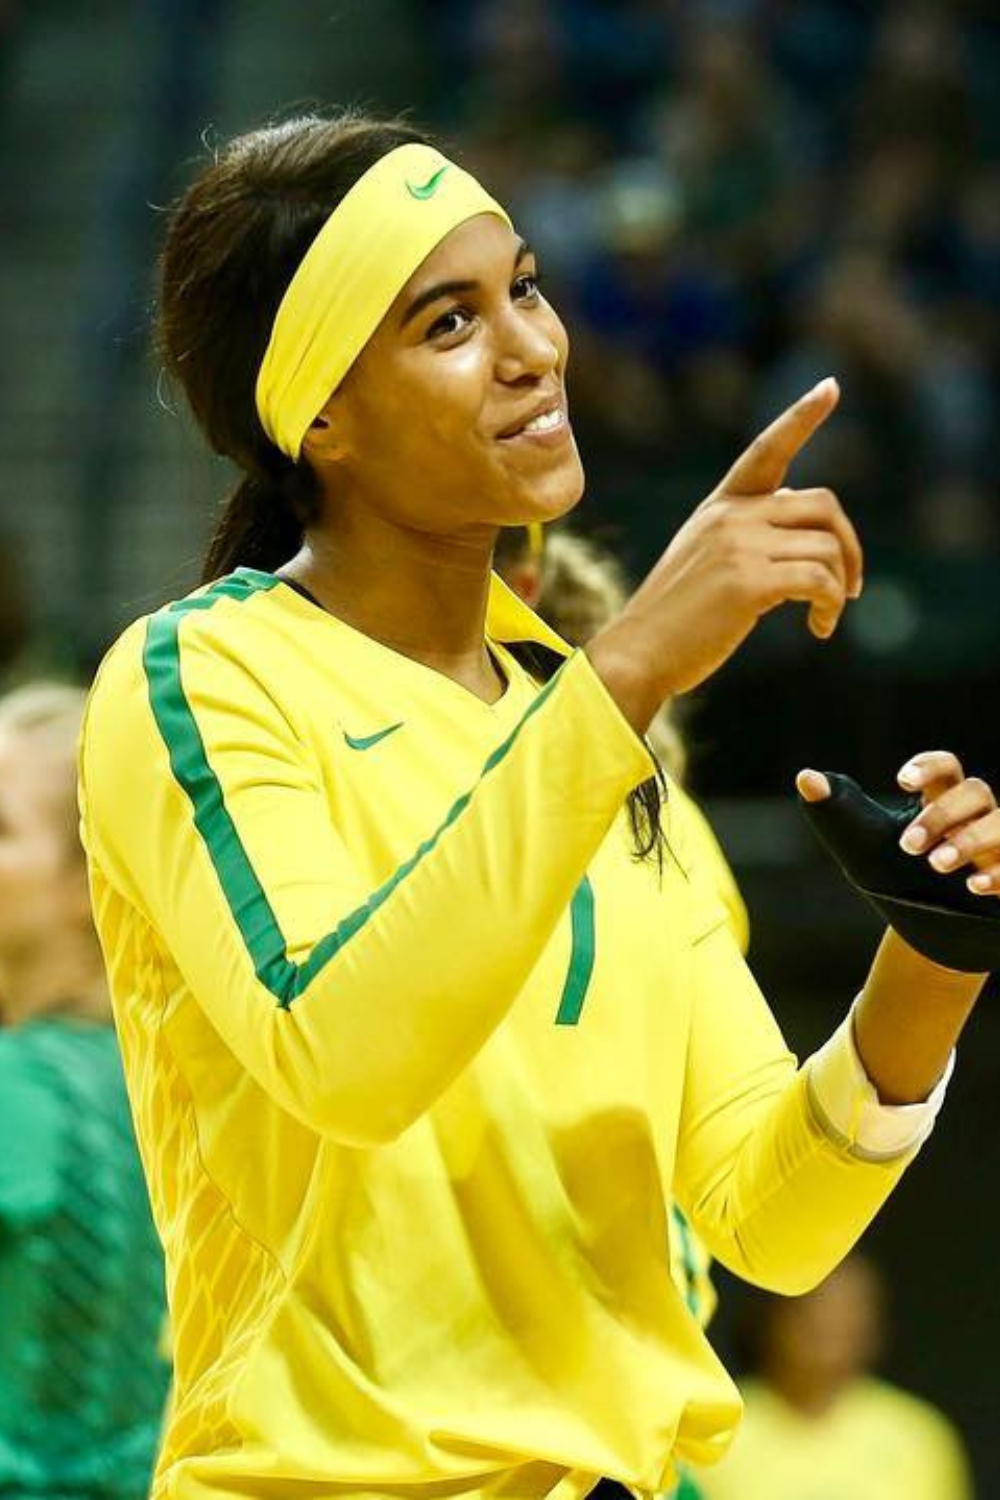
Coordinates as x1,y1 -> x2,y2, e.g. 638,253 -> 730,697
79,567 -> 916,1500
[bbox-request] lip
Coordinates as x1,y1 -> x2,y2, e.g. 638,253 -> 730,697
495,395 -> 569,443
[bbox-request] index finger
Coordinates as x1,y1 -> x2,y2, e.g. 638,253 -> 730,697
723,377 -> 840,496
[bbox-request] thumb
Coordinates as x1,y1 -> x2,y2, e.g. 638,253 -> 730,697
796,767 -> 832,803
723,377 -> 840,497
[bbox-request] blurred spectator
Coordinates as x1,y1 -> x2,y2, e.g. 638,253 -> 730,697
698,1256 -> 973,1500
0,683 -> 169,1500
436,1 -> 1000,593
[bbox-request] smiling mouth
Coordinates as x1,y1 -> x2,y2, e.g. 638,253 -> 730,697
497,405 -> 568,440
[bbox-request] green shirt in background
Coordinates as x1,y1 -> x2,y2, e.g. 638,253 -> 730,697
0,1017 -> 169,1499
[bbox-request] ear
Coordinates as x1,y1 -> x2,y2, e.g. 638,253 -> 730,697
300,393 -> 350,466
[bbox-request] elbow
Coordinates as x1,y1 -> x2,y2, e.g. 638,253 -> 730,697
741,1259 -> 831,1298
266,1014 -> 430,1147
718,1225 -> 843,1298
289,1075 -> 420,1148
263,1017 -> 409,1146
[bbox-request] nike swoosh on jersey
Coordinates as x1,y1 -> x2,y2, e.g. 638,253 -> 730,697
406,165 -> 449,200
343,722 -> 405,751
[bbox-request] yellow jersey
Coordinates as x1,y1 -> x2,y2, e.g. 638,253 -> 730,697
80,568 -> 913,1500
697,1376 -> 972,1500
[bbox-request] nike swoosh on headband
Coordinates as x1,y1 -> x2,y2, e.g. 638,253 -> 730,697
343,722 -> 405,751
406,165 -> 449,200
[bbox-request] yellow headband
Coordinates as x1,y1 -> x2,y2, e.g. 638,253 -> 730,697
255,143 -> 512,459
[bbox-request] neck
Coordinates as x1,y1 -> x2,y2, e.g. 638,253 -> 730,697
281,507 -> 505,702
767,1368 -> 844,1420
0,931 -> 110,1027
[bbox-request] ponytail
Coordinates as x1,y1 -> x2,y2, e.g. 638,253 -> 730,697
157,114 -> 429,586
202,477 -> 297,583
201,463 -> 320,583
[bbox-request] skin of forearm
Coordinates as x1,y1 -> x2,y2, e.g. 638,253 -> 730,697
853,928 -> 987,1105
584,629 -> 666,738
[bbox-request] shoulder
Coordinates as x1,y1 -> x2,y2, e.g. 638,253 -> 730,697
853,1377 -> 967,1440
850,1378 -> 972,1489
85,571 -> 303,747
92,571 -> 286,688
0,1025 -> 64,1142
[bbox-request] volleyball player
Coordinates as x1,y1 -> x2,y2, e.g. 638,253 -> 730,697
80,115 -> 1000,1499
0,684 -> 169,1498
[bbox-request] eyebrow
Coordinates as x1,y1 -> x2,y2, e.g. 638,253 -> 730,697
400,238 -> 534,328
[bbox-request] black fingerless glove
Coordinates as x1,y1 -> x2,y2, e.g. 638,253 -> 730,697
800,772 -> 1000,973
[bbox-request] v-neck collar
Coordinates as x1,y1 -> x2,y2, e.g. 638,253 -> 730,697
233,567 -> 571,714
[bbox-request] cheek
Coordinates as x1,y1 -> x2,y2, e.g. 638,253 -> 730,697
410,345 -> 492,439
358,349 -> 494,472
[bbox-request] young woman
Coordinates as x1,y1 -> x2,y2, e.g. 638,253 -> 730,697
80,114 -> 1000,1500
0,684 -> 169,1499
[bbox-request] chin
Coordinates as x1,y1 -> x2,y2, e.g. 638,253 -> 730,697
518,455 -> 586,525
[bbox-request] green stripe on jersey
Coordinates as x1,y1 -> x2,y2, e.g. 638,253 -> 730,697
143,570 -> 563,1009
672,1204 -> 701,1317
555,876 -> 595,1025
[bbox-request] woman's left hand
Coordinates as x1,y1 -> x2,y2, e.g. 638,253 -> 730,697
798,751 -> 1000,895
893,751 -> 1000,896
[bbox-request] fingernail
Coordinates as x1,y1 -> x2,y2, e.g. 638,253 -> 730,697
900,826 -> 927,853
930,844 -> 958,871
968,873 -> 992,894
849,577 -> 864,599
809,377 -> 834,398
898,764 -> 922,789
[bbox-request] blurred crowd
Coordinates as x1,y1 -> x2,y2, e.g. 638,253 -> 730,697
423,1 -> 1000,587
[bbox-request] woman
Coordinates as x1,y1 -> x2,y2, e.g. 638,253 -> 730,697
80,114 -> 1000,1500
0,683 -> 169,1500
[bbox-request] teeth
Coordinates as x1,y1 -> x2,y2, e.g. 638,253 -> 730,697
520,408 -> 562,434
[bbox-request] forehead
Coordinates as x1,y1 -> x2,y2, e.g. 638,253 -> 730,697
393,213 -> 524,309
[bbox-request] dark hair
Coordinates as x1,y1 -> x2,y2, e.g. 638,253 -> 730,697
156,112 -> 429,582
158,113 -> 665,863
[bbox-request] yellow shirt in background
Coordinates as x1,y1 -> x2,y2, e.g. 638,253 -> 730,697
697,1377 -> 972,1500
670,790 -> 749,961
80,568 -> 913,1500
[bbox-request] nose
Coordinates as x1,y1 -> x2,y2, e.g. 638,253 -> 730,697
494,304 -> 561,385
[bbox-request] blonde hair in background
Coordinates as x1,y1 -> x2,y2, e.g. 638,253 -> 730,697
536,532 -> 688,784
0,680 -> 87,736
0,681 -> 88,854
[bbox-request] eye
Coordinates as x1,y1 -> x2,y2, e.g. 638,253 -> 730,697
512,271 -> 541,302
426,306 -> 473,341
